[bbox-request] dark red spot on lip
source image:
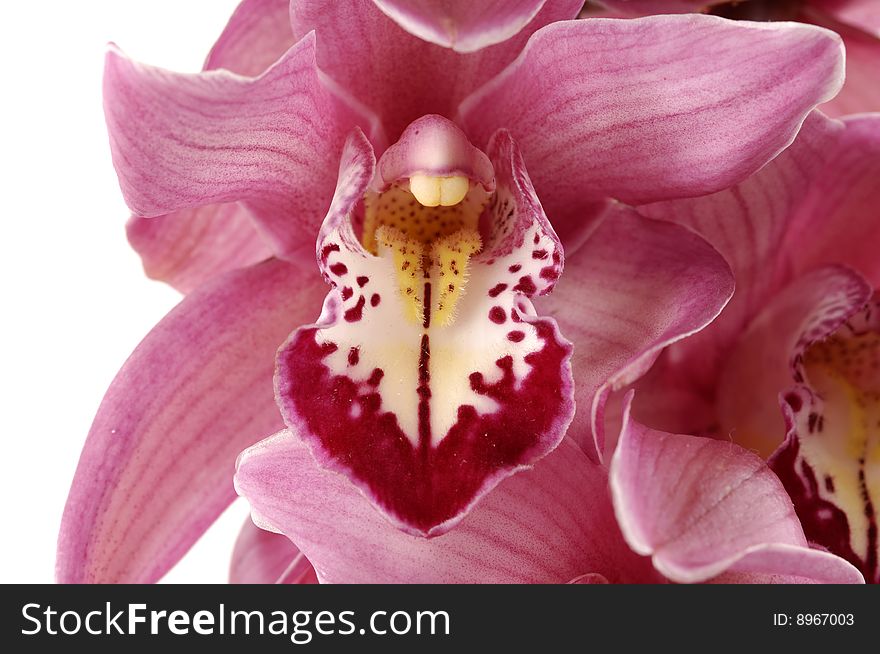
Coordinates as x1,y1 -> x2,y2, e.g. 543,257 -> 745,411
532,249 -> 548,260
489,306 -> 506,324
321,243 -> 340,263
508,264 -> 521,273
344,296 -> 366,322
513,276 -> 537,295
540,266 -> 560,282
348,347 -> 360,366
367,368 -> 384,386
357,276 -> 369,287
370,293 -> 381,307
330,262 -> 348,276
507,330 -> 525,342
488,283 -> 508,298
784,392 -> 802,412
511,308 -> 522,323
533,233 -> 541,245
318,341 -> 338,357
341,286 -> 353,301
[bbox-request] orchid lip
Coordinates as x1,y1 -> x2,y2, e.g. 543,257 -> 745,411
275,118 -> 573,535
772,297 -> 880,583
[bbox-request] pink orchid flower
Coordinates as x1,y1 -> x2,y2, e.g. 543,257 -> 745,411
625,110 -> 880,583
59,0 -> 852,583
590,0 -> 880,116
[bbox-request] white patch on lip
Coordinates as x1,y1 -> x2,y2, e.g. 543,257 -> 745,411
315,250 -> 497,445
315,221 -> 556,447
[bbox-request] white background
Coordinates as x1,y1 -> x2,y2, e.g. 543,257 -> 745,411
0,0 -> 256,583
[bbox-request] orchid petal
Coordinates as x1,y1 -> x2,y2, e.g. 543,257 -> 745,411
634,112 -> 841,409
832,33 -> 880,116
821,29 -> 880,117
290,0 -> 582,139
704,546 -> 866,584
596,0 -> 717,14
57,260 -> 326,583
126,205 -> 272,294
597,3 -> 880,118
811,0 -> 880,37
535,206 -> 734,461
787,115 -> 880,286
205,0 -> 295,76
230,518 -> 318,584
276,126 -> 574,535
709,570 -> 819,584
460,16 -> 844,233
801,5 -> 880,117
371,0 -> 548,52
123,0 -> 295,291
104,34 -> 375,263
567,573 -> 611,584
629,112 -> 846,435
610,397 -> 864,584
235,432 -> 659,583
716,267 -> 871,459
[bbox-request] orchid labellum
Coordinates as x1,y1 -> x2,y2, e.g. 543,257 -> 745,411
274,118 -> 574,535
58,0 -> 866,584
